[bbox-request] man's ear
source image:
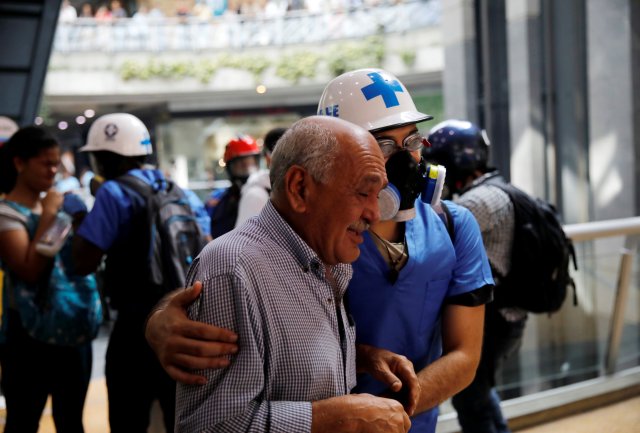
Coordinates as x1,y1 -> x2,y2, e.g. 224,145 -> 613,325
283,165 -> 311,213
13,156 -> 25,174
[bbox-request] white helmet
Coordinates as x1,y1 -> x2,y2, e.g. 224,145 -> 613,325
80,113 -> 152,156
317,68 -> 433,132
0,116 -> 19,144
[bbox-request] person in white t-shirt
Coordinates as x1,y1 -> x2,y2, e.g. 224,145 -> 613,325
234,127 -> 287,227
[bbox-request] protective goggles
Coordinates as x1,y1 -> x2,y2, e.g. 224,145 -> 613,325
375,132 -> 428,158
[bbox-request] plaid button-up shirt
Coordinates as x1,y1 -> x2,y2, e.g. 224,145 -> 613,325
176,201 -> 357,433
457,177 -> 514,278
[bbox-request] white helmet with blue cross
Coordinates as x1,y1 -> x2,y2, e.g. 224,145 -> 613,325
317,68 -> 433,132
81,113 -> 153,157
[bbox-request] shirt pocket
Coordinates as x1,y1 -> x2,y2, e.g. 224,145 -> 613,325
418,278 -> 450,335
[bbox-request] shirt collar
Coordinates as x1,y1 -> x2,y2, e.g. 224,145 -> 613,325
259,201 -> 353,292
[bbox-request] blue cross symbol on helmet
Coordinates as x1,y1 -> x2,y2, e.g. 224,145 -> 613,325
140,133 -> 152,147
360,72 -> 404,108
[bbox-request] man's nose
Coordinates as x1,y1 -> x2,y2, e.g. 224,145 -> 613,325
364,194 -> 381,225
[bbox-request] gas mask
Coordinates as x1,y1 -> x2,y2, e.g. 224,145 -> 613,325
229,169 -> 257,189
378,150 -> 447,222
227,156 -> 259,188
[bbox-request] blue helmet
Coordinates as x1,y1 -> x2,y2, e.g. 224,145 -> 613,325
424,119 -> 490,196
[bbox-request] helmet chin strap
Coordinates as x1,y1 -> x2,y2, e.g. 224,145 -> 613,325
392,208 -> 416,222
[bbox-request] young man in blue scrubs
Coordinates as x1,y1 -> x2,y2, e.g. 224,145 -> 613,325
71,113 -> 209,433
146,69 -> 494,433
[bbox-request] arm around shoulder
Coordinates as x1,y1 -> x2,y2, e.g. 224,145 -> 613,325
144,281 -> 239,386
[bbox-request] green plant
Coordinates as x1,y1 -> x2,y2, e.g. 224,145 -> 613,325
326,36 -> 386,77
400,50 -> 416,68
119,54 -> 270,84
235,56 -> 271,81
275,51 -> 321,84
118,35 -> 387,84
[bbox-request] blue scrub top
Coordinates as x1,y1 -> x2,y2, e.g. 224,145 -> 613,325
77,168 -> 210,250
349,200 -> 493,433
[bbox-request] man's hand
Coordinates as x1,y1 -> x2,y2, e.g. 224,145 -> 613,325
311,393 -> 411,433
144,281 -> 239,385
356,344 -> 420,416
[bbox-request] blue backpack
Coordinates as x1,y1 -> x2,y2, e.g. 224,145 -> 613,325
0,201 -> 103,346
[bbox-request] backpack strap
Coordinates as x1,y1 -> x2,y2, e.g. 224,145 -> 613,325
437,201 -> 455,244
0,201 -> 54,309
115,174 -> 169,219
0,200 -> 30,226
115,174 -> 155,200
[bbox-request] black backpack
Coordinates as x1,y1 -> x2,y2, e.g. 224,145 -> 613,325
485,180 -> 578,314
116,175 -> 208,294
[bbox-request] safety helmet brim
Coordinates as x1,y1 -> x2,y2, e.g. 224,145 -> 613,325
368,112 -> 434,133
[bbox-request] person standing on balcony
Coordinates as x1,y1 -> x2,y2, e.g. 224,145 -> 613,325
95,4 -> 113,21
110,0 -> 128,18
79,2 -> 94,18
424,119 -> 527,433
59,0 -> 78,22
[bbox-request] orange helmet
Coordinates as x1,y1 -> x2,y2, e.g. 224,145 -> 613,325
223,135 -> 260,163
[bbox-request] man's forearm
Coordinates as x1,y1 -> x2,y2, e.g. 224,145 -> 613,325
72,235 -> 104,275
148,288 -> 180,318
413,304 -> 485,414
311,394 -> 410,433
413,349 -> 479,413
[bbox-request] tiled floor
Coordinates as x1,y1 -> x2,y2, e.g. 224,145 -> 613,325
15,381 -> 638,433
3,377 -> 166,433
516,395 -> 640,433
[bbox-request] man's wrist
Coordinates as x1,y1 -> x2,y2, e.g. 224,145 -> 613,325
144,289 -> 178,336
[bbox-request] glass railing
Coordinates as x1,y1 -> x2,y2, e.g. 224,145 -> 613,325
438,216 -> 640,431
53,0 -> 440,53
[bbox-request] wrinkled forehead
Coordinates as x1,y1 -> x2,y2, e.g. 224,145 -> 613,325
344,142 -> 388,187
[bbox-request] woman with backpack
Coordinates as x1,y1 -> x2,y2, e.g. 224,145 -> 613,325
0,126 -> 100,433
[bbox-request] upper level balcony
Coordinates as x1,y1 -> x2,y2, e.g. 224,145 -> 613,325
46,0 -> 443,117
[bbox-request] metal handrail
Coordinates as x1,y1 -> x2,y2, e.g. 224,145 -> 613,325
563,216 -> 640,374
439,217 -> 640,432
53,0 -> 440,53
563,216 -> 640,242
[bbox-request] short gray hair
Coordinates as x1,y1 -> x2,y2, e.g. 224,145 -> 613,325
269,119 -> 340,196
